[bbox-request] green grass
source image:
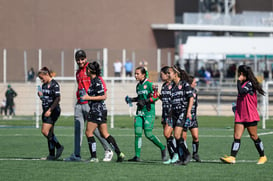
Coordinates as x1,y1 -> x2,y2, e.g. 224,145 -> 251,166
0,115 -> 273,181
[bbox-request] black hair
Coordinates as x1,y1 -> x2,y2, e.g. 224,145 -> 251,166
135,66 -> 148,78
188,75 -> 194,85
75,49 -> 86,60
87,61 -> 101,76
160,66 -> 169,74
38,67 -> 51,77
171,65 -> 189,82
238,65 -> 265,95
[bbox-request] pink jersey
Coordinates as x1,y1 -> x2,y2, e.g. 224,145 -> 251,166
235,81 -> 260,123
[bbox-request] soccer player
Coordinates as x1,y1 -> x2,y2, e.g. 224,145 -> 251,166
182,75 -> 201,162
125,66 -> 167,162
81,61 -> 125,162
168,65 -> 193,165
65,50 -> 113,162
38,67 -> 64,160
157,66 -> 179,164
220,65 -> 267,164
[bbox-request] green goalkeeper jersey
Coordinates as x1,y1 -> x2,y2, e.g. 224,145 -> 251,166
136,78 -> 158,115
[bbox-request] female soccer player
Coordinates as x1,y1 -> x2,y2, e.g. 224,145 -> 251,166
38,67 -> 64,160
220,65 -> 267,164
81,61 -> 125,162
182,75 -> 201,162
125,66 -> 167,162
168,65 -> 193,165
157,66 -> 178,164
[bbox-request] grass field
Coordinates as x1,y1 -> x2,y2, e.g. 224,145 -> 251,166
0,115 -> 273,181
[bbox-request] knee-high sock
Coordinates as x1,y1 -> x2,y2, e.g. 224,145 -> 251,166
46,130 -> 55,156
87,136 -> 96,158
106,135 -> 121,156
176,138 -> 189,161
253,138 -> 264,157
192,141 -> 199,154
52,134 -> 61,149
167,136 -> 176,158
144,128 -> 165,150
134,127 -> 142,157
231,139 -> 241,157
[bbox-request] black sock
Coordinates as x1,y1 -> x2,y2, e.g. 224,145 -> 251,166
176,138 -> 189,161
254,138 -> 264,157
87,136 -> 96,158
47,140 -> 55,156
231,139 -> 240,157
167,136 -> 175,159
46,132 -> 55,156
106,135 -> 121,155
52,134 -> 61,149
192,141 -> 199,154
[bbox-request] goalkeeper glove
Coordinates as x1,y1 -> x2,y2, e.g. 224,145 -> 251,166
125,96 -> 133,107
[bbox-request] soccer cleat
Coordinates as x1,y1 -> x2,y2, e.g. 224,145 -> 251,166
41,155 -> 56,161
257,156 -> 267,165
89,157 -> 99,163
171,153 -> 179,163
103,150 -> 113,162
182,153 -> 191,165
55,146 -> 64,160
64,154 -> 81,161
117,152 -> 125,162
192,153 -> 201,162
161,147 -> 168,161
128,156 -> 141,162
220,155 -> 236,164
173,160 -> 184,166
163,159 -> 172,164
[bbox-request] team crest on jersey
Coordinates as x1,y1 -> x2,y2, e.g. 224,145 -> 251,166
193,93 -> 196,97
168,85 -> 172,90
143,85 -> 147,89
178,85 -> 182,89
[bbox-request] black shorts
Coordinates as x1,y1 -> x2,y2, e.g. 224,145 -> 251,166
87,110 -> 107,124
235,121 -> 258,127
172,110 -> 186,128
161,116 -> 174,128
42,107 -> 61,125
183,116 -> 198,131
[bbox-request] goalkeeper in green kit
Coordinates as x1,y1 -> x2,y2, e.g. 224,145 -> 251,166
125,66 -> 167,162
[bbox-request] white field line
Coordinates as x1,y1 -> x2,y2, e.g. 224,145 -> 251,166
0,158 -> 261,163
0,131 -> 273,138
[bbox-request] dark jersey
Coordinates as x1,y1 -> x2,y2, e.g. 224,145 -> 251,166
41,79 -> 60,111
87,76 -> 107,113
161,81 -> 173,119
171,80 -> 193,112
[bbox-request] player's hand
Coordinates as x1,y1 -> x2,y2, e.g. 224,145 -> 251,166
125,96 -> 132,104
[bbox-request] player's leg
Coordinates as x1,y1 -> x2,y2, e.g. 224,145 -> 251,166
247,124 -> 267,164
220,123 -> 244,164
41,122 -> 55,160
128,116 -> 143,161
144,114 -> 167,161
163,122 -> 177,163
190,128 -> 201,162
50,108 -> 64,160
86,121 -> 98,162
99,123 -> 125,162
174,126 -> 190,165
